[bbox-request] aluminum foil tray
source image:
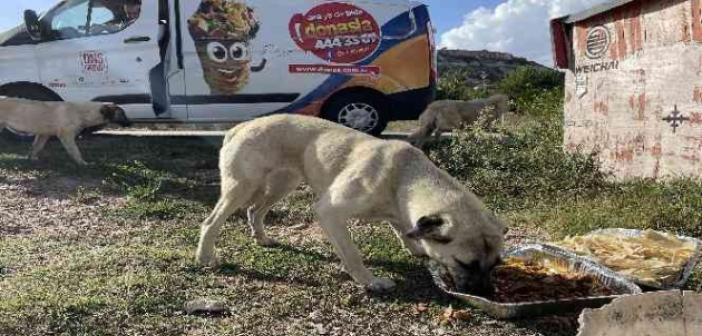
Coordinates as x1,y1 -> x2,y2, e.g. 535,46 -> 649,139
429,244 -> 642,320
566,229 -> 702,289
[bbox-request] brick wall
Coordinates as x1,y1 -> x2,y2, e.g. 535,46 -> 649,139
563,0 -> 702,180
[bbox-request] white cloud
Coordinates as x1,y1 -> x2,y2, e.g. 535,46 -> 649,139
440,0 -> 609,66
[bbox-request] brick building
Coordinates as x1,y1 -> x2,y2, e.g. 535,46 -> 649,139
551,0 -> 702,179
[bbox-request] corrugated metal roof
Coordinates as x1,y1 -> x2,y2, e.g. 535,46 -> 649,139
559,0 -> 639,24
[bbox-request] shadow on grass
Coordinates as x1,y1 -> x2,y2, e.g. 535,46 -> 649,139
0,135 -> 223,204
220,262 -> 326,288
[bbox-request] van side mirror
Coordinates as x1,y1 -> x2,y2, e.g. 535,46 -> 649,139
24,10 -> 41,41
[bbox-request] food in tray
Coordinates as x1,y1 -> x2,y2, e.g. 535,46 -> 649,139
489,258 -> 614,303
556,230 -> 698,287
434,257 -> 614,303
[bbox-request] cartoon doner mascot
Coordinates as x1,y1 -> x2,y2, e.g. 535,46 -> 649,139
188,0 -> 265,95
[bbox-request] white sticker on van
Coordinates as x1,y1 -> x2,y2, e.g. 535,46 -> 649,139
80,51 -> 109,75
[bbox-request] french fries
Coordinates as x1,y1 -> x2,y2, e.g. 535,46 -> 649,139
557,230 -> 697,287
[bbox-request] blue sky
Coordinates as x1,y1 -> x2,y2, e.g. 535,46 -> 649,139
425,0 -> 501,36
0,0 -> 603,65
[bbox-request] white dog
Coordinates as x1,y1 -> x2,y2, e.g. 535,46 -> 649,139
0,97 -> 131,165
408,94 -> 510,148
196,115 -> 505,293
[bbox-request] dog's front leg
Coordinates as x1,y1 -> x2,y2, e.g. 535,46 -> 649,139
316,206 -> 396,292
57,132 -> 88,165
29,135 -> 51,161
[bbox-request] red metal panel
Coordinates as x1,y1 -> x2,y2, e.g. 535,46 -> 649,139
628,3 -> 644,51
693,0 -> 702,41
551,19 -> 570,68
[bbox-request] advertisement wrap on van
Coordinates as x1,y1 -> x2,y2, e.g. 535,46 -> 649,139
0,0 -> 436,135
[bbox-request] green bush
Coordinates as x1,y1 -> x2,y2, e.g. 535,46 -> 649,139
436,69 -> 489,101
499,66 -> 564,116
499,66 -> 564,98
514,87 -> 564,118
428,89 -> 702,242
428,112 -> 608,211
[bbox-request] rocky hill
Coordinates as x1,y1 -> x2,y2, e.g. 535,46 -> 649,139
438,49 -> 555,86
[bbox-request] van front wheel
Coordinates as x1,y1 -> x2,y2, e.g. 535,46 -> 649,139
322,92 -> 389,136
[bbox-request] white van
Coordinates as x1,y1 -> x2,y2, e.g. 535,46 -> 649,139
0,0 -> 436,135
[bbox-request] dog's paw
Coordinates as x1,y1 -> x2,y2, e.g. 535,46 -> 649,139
255,236 -> 279,248
366,277 -> 396,292
196,253 -> 220,268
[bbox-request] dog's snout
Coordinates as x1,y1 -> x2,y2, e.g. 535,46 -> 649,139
453,270 -> 494,295
114,109 -> 132,127
451,258 -> 497,295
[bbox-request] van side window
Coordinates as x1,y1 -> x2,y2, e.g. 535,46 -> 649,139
88,0 -> 142,35
44,0 -> 142,40
48,0 -> 91,40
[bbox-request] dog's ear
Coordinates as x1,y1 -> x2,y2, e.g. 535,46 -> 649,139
406,215 -> 447,241
100,104 -> 116,121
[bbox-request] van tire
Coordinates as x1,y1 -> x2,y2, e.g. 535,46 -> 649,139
0,84 -> 61,142
322,92 -> 389,136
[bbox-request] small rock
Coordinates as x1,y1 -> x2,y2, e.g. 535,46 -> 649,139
308,310 -> 324,323
290,223 -> 309,230
413,303 -> 429,315
184,298 -> 229,316
435,327 -> 449,335
311,323 -> 328,335
452,309 -> 472,321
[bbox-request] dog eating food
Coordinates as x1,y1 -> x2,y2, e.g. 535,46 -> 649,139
196,115 -> 506,292
437,257 -> 614,303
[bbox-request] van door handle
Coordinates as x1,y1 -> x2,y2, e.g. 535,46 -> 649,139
124,36 -> 151,43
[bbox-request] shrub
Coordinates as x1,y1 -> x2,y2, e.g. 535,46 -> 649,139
437,69 -> 490,101
513,87 -> 564,118
499,66 -> 564,116
499,66 -> 564,98
428,113 -> 608,211
427,91 -> 608,211
428,89 -> 702,242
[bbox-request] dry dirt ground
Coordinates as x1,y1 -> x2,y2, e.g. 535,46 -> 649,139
0,132 -> 579,336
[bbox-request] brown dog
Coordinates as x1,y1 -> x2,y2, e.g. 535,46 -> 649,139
408,94 -> 510,148
196,115 -> 505,293
0,97 -> 131,165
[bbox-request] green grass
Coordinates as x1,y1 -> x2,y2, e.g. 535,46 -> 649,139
1,116 -> 702,335
0,135 -> 471,336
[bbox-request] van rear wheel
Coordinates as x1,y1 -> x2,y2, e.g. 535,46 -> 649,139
0,86 -> 61,142
322,92 -> 389,136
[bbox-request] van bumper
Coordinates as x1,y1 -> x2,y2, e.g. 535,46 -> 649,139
386,83 -> 436,121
